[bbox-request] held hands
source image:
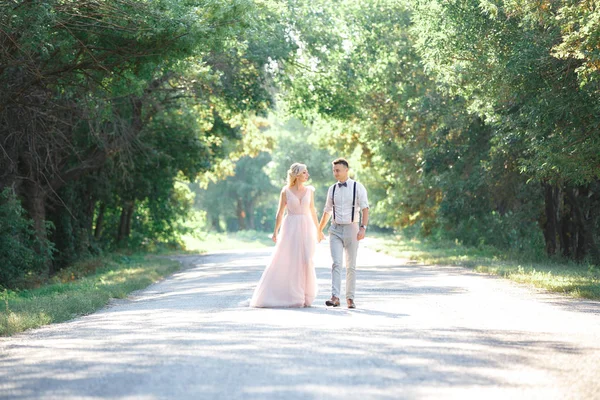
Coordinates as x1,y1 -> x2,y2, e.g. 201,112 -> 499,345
318,231 -> 326,243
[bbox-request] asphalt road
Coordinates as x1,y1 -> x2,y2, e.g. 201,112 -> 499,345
1,240 -> 600,399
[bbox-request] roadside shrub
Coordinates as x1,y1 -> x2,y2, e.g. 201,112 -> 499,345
0,188 -> 53,288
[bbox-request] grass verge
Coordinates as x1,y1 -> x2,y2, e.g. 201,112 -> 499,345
366,234 -> 600,300
180,230 -> 274,253
0,231 -> 271,337
0,254 -> 180,337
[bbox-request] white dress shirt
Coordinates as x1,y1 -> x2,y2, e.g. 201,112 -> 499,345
324,178 -> 369,224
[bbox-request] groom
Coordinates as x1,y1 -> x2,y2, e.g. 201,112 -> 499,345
318,158 -> 369,309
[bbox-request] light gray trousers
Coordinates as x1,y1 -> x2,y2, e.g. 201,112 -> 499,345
329,222 -> 359,300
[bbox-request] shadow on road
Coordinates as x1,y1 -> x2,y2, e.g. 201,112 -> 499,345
1,247 -> 599,399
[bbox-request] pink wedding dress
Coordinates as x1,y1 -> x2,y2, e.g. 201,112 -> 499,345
250,186 -> 318,308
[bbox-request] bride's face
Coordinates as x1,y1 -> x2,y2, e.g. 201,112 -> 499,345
298,169 -> 310,183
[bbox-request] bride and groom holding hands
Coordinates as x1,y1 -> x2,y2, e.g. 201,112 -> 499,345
249,158 -> 369,309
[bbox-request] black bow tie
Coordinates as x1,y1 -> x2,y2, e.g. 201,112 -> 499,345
338,182 -> 347,187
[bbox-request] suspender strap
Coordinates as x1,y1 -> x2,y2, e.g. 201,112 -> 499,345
332,182 -> 358,223
331,184 -> 336,222
351,181 -> 357,222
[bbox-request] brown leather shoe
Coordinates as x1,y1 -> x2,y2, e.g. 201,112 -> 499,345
347,299 -> 356,309
325,296 -> 340,307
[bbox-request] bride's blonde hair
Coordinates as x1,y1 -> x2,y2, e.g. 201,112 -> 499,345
287,163 -> 307,187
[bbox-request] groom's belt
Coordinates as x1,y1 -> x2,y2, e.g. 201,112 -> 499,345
332,221 -> 358,226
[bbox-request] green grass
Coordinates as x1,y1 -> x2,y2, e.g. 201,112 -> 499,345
180,230 -> 274,253
366,233 -> 600,300
0,230 -> 273,337
0,254 -> 180,337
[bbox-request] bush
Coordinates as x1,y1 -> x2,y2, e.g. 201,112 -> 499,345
442,211 -> 545,255
0,188 -> 54,288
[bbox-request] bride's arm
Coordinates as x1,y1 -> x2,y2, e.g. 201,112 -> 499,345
309,187 -> 324,241
272,189 -> 287,242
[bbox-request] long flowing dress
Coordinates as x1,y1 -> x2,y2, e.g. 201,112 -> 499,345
249,186 -> 318,308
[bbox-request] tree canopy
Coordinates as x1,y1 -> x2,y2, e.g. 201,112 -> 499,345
2,0 -> 600,287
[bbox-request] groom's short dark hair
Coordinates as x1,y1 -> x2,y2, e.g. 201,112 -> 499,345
332,158 -> 349,168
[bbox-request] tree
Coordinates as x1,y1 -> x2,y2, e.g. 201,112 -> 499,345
411,0 -> 600,260
277,0 -> 599,261
0,0 -> 300,277
194,152 -> 277,232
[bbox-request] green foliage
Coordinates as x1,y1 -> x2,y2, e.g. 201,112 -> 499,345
419,115 -> 543,252
192,115 -> 340,233
411,0 -> 600,185
407,0 -> 600,260
0,189 -> 54,288
193,152 -> 278,232
552,2 -> 600,91
276,0 -> 600,263
3,0 -> 600,286
268,117 -> 337,206
1,0 -> 303,281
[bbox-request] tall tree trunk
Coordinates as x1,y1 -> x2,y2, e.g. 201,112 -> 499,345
244,199 -> 255,230
117,204 -> 128,244
560,208 -> 572,258
124,200 -> 134,238
117,200 -> 135,244
86,193 -> 95,233
79,190 -> 95,252
236,198 -> 246,230
566,187 -> 600,263
22,180 -> 51,277
94,202 -> 106,239
210,215 -> 222,232
542,183 -> 559,256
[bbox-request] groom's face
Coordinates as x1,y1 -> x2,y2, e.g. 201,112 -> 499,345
332,164 -> 349,181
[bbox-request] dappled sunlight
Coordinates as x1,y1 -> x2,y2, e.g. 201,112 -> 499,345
2,246 -> 600,399
366,235 -> 600,301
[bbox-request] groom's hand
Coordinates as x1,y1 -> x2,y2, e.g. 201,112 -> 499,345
357,227 -> 366,241
318,231 -> 326,242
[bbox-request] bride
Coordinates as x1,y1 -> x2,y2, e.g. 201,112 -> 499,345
249,163 -> 324,308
